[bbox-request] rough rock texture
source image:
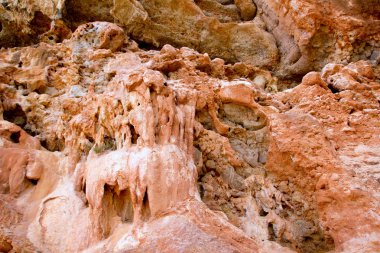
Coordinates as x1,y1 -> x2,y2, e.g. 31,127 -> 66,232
254,0 -> 380,77
1,0 -> 379,77
0,1 -> 379,253
0,21 -> 290,253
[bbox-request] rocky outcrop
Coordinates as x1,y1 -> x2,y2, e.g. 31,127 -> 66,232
1,0 -> 378,78
0,21 -> 289,252
254,0 -> 380,76
0,2 -> 379,253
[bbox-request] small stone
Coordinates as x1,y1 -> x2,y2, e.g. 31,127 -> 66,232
278,181 -> 289,192
205,160 -> 217,169
253,75 -> 267,90
38,94 -> 51,106
258,150 -> 267,164
68,85 -> 86,98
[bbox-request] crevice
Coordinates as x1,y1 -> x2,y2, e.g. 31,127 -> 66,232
102,184 -> 134,226
10,131 -> 21,143
137,40 -> 160,51
4,104 -> 27,128
93,136 -> 116,153
40,138 -> 65,152
259,208 -> 268,217
1,2 -> 10,10
64,0 -> 114,30
198,183 -> 205,199
40,139 -> 48,150
268,223 -> 275,241
30,11 -> 51,36
113,188 -> 134,223
328,83 -> 340,94
129,124 -> 139,144
141,189 -> 151,221
29,179 -> 38,185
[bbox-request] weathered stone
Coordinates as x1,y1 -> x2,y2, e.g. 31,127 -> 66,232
0,2 -> 379,252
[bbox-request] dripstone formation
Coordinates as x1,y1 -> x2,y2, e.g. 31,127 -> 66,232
0,1 -> 379,253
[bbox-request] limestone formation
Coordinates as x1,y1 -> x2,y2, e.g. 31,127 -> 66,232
0,1 -> 379,253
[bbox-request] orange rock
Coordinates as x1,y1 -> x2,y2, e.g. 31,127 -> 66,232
0,17 -> 379,253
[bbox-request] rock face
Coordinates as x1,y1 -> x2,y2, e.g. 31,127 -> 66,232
254,0 -> 380,76
0,1 -> 379,253
1,0 -> 379,77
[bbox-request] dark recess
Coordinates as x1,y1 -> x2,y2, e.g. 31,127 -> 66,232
10,131 -> 21,143
3,104 -> 27,128
30,11 -> 51,35
29,179 -> 38,185
129,124 -> 139,144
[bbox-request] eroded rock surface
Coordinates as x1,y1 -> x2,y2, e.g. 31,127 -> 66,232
0,3 -> 379,253
1,0 -> 378,78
